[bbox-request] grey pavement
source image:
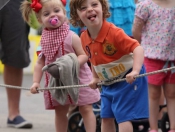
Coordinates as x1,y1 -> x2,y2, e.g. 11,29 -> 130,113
0,74 -> 55,132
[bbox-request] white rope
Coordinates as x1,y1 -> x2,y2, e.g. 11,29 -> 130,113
0,84 -> 31,90
0,66 -> 175,91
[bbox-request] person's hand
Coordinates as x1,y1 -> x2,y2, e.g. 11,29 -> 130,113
126,70 -> 139,84
30,82 -> 40,94
89,78 -> 101,89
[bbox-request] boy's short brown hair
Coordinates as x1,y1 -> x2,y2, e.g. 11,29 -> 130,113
69,0 -> 110,28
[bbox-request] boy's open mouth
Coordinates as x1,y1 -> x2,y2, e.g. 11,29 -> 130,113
88,14 -> 96,20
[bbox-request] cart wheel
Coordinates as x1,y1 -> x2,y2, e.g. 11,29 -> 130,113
68,111 -> 102,132
160,112 -> 170,132
68,111 -> 85,132
132,119 -> 149,132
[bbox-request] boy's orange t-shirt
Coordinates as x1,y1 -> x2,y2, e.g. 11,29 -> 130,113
81,20 -> 140,81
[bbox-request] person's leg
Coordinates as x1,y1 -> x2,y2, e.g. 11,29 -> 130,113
118,121 -> 133,132
4,64 -> 32,128
4,65 -> 22,120
79,104 -> 96,132
55,105 -> 69,132
0,0 -> 31,128
67,105 -> 78,118
101,118 -> 116,132
148,84 -> 162,131
164,83 -> 175,131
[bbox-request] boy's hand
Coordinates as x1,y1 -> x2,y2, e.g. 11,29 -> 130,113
30,82 -> 40,94
126,70 -> 139,84
89,78 -> 101,89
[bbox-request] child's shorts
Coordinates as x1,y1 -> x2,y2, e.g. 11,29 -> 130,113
0,0 -> 30,68
100,66 -> 149,123
144,57 -> 175,85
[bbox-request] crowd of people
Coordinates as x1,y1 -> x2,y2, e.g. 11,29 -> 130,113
0,0 -> 175,132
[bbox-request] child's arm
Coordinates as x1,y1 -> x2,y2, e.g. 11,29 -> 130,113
72,33 -> 89,66
89,65 -> 101,89
30,55 -> 45,93
126,46 -> 144,84
133,46 -> 144,73
132,16 -> 145,43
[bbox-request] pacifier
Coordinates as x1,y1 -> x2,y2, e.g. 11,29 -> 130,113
49,17 -> 59,26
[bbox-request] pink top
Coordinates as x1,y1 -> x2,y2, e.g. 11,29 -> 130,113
135,0 -> 175,60
42,31 -> 100,109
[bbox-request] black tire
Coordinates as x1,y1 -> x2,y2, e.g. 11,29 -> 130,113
115,120 -> 149,132
160,112 -> 170,132
132,119 -> 149,132
68,112 -> 102,132
96,114 -> 101,132
68,111 -> 85,132
114,120 -> 119,132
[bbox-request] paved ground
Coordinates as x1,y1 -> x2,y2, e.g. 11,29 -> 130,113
0,74 -> 55,132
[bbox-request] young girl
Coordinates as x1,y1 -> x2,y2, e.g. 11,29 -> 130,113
132,0 -> 175,132
20,0 -> 100,132
69,0 -> 149,132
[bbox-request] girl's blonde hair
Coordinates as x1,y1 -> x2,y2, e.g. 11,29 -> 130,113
20,0 -> 66,24
69,0 -> 110,28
